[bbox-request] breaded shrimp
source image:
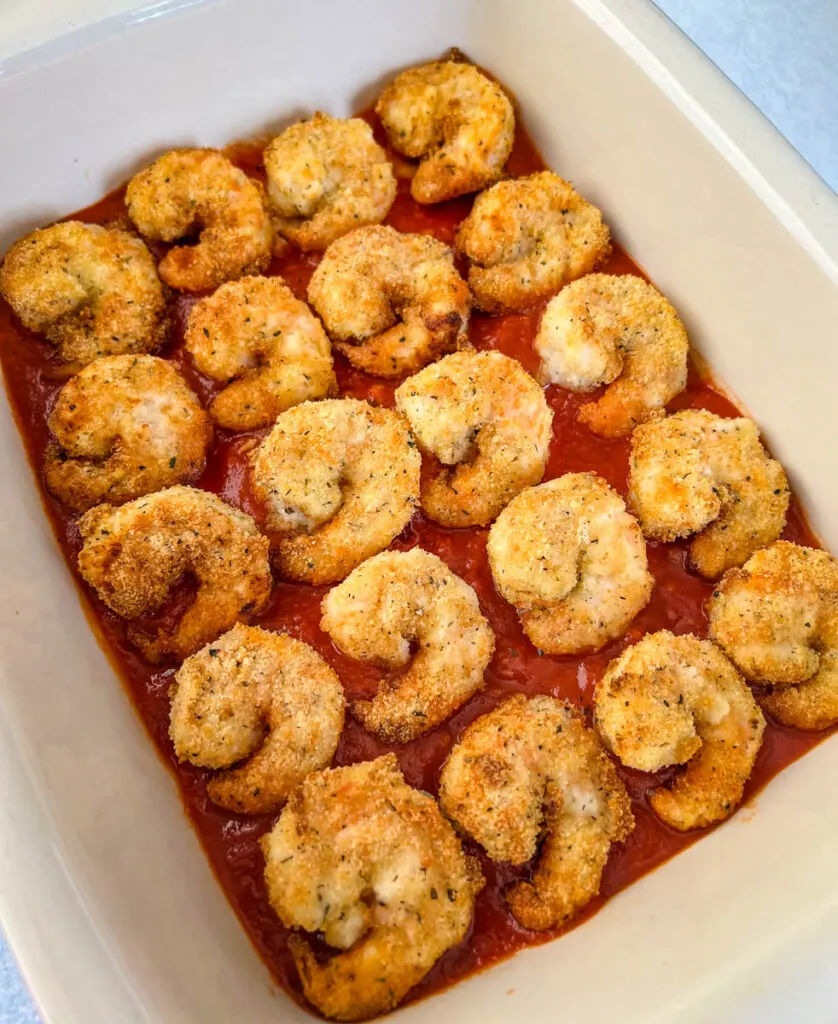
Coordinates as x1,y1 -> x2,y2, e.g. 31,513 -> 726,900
535,274 -> 689,437
77,486 -> 272,662
169,624 -> 344,813
376,59 -> 515,205
309,228 -> 471,380
307,225 -> 470,377
394,350 -> 553,527
628,409 -> 790,578
264,113 -> 396,251
0,221 -> 166,366
250,399 -> 419,585
456,171 -> 611,313
439,695 -> 633,931
183,275 -> 336,430
320,549 -> 495,743
487,473 -> 653,654
44,355 -> 212,512
709,542 -> 838,730
262,754 -> 483,1022
126,148 -> 272,292
595,631 -> 765,830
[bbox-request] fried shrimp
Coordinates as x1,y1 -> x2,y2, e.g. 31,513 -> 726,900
439,695 -> 633,931
77,486 -> 272,661
0,221 -> 166,366
534,274 -> 689,437
183,275 -> 336,430
628,409 -> 790,578
394,350 -> 553,527
44,355 -> 212,511
709,542 -> 838,730
169,624 -> 344,813
250,399 -> 419,585
264,112 -> 396,251
262,754 -> 483,1021
487,473 -> 653,654
375,59 -> 514,205
595,631 -> 765,830
320,549 -> 495,743
126,148 -> 272,291
307,225 -> 470,377
455,171 -> 611,314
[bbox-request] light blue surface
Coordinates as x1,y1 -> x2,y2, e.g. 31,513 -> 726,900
1,2 -> 836,1022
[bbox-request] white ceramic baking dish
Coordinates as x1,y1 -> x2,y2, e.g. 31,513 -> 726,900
2,1 -> 838,1021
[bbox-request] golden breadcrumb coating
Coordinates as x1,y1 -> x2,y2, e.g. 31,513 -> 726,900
628,409 -> 790,578
440,695 -> 633,930
320,549 -> 495,743
709,541 -> 838,730
456,171 -> 611,313
264,112 -> 396,251
0,220 -> 166,366
487,473 -> 653,654
376,60 -> 514,204
262,754 -> 483,1021
45,354 -> 211,511
170,623 -> 344,813
184,275 -> 336,430
126,148 -> 272,291
307,224 -> 470,377
77,485 -> 272,661
250,398 -> 419,585
395,350 -> 552,527
535,273 -> 688,437
595,630 -> 765,830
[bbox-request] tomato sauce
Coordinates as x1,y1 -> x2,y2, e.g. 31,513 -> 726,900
0,111 -> 830,1017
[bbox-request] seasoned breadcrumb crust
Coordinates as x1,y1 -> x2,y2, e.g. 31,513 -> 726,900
184,274 -> 336,430
170,623 -> 344,813
440,695 -> 633,930
45,354 -> 211,511
77,485 -> 272,661
262,754 -> 483,1021
0,220 -> 167,366
126,148 -> 272,291
321,548 -> 495,742
250,398 -> 420,585
595,630 -> 765,830
265,112 -> 396,251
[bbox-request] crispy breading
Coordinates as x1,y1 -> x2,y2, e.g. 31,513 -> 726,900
44,354 -> 211,511
376,60 -> 514,204
487,473 -> 653,654
170,623 -> 344,813
595,630 -> 765,830
320,549 -> 495,742
250,398 -> 420,585
262,754 -> 483,1021
709,541 -> 838,730
264,112 -> 396,251
395,350 -> 552,527
77,485 -> 272,662
456,171 -> 611,313
535,273 -> 689,437
307,224 -> 470,377
0,221 -> 166,366
628,409 -> 790,578
126,148 -> 272,291
184,275 -> 336,430
440,695 -> 633,930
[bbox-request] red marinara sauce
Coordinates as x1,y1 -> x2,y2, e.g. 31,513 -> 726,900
0,112 -> 830,1016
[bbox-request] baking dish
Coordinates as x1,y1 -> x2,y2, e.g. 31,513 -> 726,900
1,1 -> 838,1021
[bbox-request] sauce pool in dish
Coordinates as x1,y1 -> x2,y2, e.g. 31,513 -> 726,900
0,111 -> 830,1015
